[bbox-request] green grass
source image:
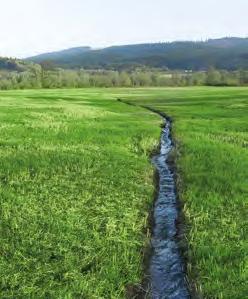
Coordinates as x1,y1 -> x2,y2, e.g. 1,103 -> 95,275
113,87 -> 248,299
0,89 -> 161,298
0,87 -> 247,299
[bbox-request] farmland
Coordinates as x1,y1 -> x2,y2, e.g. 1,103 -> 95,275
0,87 -> 247,298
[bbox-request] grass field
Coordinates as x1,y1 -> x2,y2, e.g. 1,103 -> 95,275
0,87 -> 247,299
116,87 -> 248,299
0,90 -> 161,298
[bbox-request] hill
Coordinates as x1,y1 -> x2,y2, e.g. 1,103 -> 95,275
26,37 -> 248,70
27,47 -> 91,65
0,57 -> 29,72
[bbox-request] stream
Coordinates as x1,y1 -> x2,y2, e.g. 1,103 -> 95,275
150,116 -> 189,299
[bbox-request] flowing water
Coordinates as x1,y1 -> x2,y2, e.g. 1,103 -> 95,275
150,117 -> 189,299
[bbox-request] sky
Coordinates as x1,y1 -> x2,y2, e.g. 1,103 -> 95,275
0,0 -> 247,58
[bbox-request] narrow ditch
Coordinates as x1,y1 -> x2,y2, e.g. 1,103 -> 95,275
149,113 -> 189,299
117,99 -> 190,299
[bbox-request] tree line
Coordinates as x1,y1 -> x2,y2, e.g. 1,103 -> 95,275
0,65 -> 248,90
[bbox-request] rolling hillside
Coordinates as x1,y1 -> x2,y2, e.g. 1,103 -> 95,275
26,37 -> 248,70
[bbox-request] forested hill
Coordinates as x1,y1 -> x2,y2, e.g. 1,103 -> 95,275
0,57 -> 30,71
26,37 -> 248,70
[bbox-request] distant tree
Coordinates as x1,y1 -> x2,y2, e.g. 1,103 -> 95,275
171,72 -> 182,86
239,70 -> 248,85
0,78 -> 12,90
119,72 -> 132,87
78,70 -> 90,87
157,74 -> 172,86
206,67 -> 222,86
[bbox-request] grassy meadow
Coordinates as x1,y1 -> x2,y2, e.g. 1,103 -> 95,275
0,89 -> 161,298
0,87 -> 247,298
116,87 -> 248,299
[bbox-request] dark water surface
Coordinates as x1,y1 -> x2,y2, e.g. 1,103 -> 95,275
150,117 -> 189,299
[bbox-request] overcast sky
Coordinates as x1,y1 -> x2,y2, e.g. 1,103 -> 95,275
1,0 -> 247,58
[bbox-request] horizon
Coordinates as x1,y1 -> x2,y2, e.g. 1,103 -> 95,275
3,35 -> 248,60
24,36 -> 247,58
1,0 -> 247,58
